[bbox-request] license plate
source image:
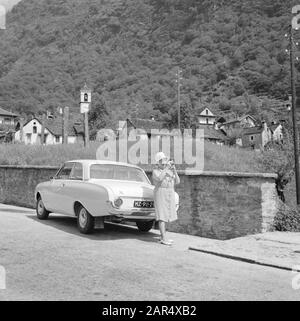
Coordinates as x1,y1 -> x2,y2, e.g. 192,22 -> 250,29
134,201 -> 154,208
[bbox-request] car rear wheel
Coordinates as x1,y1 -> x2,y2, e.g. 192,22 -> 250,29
136,220 -> 154,232
77,205 -> 94,234
36,197 -> 50,220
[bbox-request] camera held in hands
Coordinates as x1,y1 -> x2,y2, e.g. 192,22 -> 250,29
167,159 -> 175,169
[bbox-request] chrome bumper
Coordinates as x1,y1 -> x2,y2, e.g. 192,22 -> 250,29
106,201 -> 155,220
108,209 -> 155,220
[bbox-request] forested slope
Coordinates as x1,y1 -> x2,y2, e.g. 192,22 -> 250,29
0,0 -> 297,129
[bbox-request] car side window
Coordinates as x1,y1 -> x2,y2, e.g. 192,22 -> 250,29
55,163 -> 74,180
69,163 -> 83,180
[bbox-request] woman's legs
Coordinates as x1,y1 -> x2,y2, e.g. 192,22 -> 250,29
159,220 -> 166,241
158,221 -> 173,245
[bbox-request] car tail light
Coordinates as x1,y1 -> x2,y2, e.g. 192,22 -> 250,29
114,198 -> 123,208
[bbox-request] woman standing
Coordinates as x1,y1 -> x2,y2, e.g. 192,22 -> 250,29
153,152 -> 180,246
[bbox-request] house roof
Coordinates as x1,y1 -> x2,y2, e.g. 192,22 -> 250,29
269,123 -> 281,132
18,117 -> 84,136
222,115 -> 256,126
199,107 -> 216,117
222,119 -> 240,125
198,125 -> 228,141
44,118 -> 84,136
126,118 -> 165,134
0,107 -> 18,117
242,126 -> 264,136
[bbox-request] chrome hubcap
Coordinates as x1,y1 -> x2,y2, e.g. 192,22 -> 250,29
38,200 -> 44,215
79,208 -> 87,227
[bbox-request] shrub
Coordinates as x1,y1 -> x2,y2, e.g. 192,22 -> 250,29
273,200 -> 300,232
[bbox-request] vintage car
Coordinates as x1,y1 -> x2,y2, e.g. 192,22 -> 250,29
35,160 -> 179,234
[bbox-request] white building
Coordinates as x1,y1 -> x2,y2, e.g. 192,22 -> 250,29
269,123 -> 283,143
15,117 -> 84,145
198,108 -> 217,125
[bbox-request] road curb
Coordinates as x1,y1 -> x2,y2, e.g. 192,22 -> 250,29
189,246 -> 300,272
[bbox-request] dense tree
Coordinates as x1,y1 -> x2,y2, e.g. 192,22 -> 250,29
88,96 -> 111,139
0,0 -> 297,128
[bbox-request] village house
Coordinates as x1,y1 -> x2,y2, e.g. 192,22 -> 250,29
115,117 -> 178,140
269,122 -> 283,143
218,114 -> 285,149
198,107 -> 217,125
240,122 -> 272,150
219,115 -> 257,135
197,108 -> 228,145
196,106 -> 285,148
198,125 -> 228,145
98,110 -> 281,149
14,117 -> 84,145
223,117 -> 284,149
0,107 -> 18,127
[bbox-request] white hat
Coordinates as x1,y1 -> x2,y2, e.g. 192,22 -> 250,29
155,152 -> 168,163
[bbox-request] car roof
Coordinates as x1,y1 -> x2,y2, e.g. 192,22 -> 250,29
66,159 -> 142,169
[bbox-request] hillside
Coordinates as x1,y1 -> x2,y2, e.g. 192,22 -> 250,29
0,0 -> 298,130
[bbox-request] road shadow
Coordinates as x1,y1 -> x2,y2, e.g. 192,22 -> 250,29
26,214 -> 160,244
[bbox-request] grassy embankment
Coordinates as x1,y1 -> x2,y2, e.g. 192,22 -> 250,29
0,141 -> 266,173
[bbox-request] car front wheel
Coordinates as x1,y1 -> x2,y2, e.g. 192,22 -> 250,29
77,205 -> 94,234
136,220 -> 154,232
36,197 -> 50,220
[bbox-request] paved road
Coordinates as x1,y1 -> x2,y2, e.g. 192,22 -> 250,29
0,204 -> 299,301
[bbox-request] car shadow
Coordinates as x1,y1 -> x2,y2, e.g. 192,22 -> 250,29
26,214 -> 160,243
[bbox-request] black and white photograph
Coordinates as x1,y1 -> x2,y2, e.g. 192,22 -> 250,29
0,0 -> 300,308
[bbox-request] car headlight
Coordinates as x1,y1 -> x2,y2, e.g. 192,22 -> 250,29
114,198 -> 123,208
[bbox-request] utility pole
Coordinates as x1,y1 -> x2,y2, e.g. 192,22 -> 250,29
63,107 -> 69,144
40,113 -> 46,145
176,68 -> 182,129
84,111 -> 89,147
289,25 -> 300,204
19,117 -> 24,143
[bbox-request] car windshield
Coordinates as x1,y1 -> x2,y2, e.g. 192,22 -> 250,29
90,164 -> 149,183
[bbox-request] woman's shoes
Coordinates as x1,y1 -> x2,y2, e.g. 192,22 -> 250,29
158,238 -> 174,243
160,240 -> 172,246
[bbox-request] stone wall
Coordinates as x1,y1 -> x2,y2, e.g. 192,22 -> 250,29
0,165 -> 278,240
0,166 -> 58,208
165,171 -> 278,239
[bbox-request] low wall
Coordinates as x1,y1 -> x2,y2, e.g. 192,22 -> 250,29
167,171 -> 278,239
0,165 -> 279,240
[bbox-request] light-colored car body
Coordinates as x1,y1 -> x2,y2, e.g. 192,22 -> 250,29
35,160 -> 179,224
